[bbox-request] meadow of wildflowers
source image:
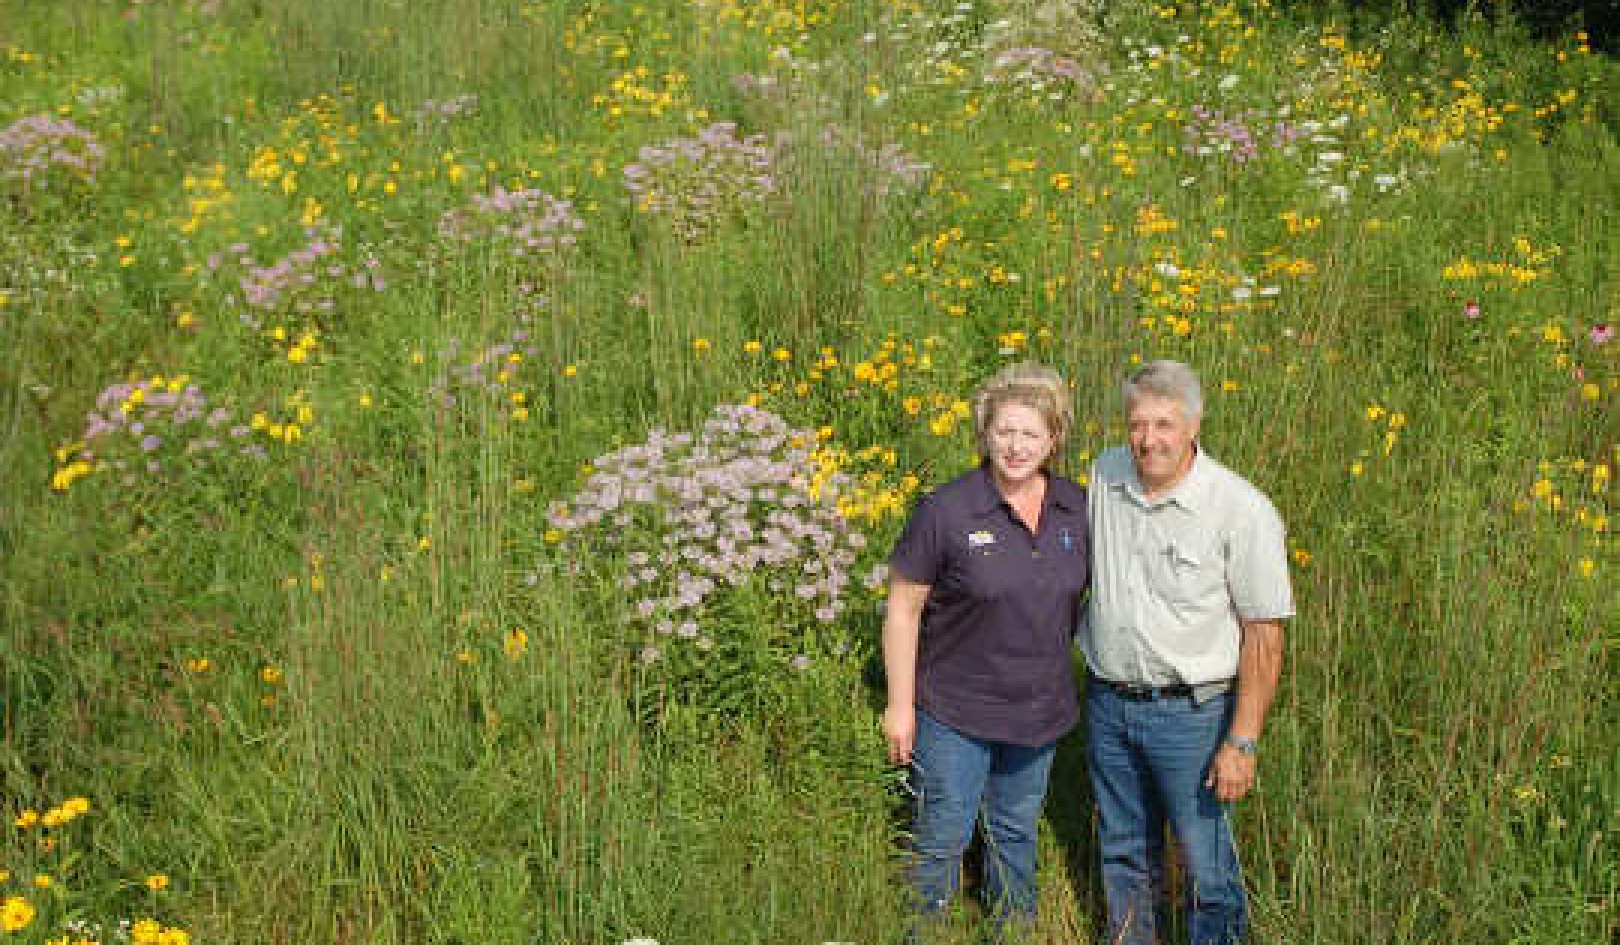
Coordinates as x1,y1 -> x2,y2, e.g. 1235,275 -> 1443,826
2,1 -> 1615,943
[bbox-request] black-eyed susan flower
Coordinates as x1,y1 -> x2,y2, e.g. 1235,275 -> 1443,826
1,896 -> 35,933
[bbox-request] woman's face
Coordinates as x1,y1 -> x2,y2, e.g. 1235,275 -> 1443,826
986,402 -> 1056,487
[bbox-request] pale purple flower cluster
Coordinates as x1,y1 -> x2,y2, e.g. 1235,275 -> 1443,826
622,123 -> 780,241
987,47 -> 1097,89
731,73 -> 786,100
428,329 -> 541,410
410,93 -> 479,128
547,405 -> 871,656
76,377 -> 263,480
1183,106 -> 1306,164
205,227 -> 385,331
437,187 -> 584,260
436,188 -> 581,316
0,115 -> 105,193
802,124 -> 931,198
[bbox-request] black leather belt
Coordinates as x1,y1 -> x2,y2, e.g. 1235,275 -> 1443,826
1090,675 -> 1197,701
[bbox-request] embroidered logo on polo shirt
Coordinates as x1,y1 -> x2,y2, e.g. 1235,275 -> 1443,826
967,530 -> 997,550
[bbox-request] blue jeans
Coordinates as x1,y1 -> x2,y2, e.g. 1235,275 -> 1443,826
1087,685 -> 1247,945
909,708 -> 1057,926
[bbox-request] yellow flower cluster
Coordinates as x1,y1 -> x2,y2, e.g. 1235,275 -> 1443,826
847,336 -> 939,393
173,163 -> 235,235
695,0 -> 844,40
126,918 -> 191,945
1135,204 -> 1179,237
590,67 -> 691,122
13,794 -> 90,829
249,390 -> 315,445
809,442 -> 921,525
1520,455 -> 1613,534
243,95 -> 356,197
1348,404 -> 1408,477
1441,259 -> 1548,285
267,325 -> 320,364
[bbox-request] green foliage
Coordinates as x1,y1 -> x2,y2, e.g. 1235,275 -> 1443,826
1,0 -> 1615,942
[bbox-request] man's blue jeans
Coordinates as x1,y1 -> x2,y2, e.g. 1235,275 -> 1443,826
1087,684 -> 1247,945
909,708 -> 1058,925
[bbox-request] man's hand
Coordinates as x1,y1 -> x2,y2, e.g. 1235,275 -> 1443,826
883,704 -> 917,765
1205,744 -> 1256,802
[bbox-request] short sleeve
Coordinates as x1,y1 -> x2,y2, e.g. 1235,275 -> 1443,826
888,493 -> 945,586
1226,494 -> 1295,620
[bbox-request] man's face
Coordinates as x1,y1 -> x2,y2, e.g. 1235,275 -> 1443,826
1127,393 -> 1200,489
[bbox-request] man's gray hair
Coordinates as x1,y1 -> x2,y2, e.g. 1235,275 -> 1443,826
1124,360 -> 1204,419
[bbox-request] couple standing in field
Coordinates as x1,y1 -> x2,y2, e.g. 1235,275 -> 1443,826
881,359 -> 1293,945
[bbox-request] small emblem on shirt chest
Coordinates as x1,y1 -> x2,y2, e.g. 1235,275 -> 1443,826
967,530 -> 998,551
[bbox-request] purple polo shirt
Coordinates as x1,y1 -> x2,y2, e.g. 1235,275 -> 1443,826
888,465 -> 1090,747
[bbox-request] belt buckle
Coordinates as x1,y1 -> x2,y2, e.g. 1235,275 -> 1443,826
1116,681 -> 1155,701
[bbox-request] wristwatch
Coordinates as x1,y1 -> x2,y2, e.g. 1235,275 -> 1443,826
1226,736 -> 1258,756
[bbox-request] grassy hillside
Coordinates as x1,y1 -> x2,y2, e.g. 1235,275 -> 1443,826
2,1 -> 1614,942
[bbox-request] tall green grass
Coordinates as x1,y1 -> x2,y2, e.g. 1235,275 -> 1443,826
2,0 -> 1615,942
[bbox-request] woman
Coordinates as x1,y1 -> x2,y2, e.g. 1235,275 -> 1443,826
882,361 -> 1091,933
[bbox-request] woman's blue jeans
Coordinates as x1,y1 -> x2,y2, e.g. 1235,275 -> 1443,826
1086,684 -> 1247,945
909,708 -> 1057,925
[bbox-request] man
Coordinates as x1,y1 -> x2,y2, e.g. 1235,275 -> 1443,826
1079,360 -> 1293,945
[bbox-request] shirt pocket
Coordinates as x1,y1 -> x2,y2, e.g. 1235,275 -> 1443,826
941,533 -> 1016,602
1147,541 -> 1220,606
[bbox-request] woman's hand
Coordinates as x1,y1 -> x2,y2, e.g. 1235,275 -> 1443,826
883,703 -> 917,765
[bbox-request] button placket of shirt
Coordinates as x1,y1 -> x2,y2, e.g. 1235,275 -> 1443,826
1001,500 -> 1042,558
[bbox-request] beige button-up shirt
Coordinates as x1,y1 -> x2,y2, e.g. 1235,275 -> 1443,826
1080,445 -> 1294,686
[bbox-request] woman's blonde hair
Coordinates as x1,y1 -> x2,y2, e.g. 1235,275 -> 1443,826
970,361 -> 1072,467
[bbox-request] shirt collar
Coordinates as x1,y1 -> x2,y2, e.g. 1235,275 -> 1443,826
1116,445 -> 1213,511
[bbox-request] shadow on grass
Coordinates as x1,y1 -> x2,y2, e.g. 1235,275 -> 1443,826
1047,714 -> 1109,939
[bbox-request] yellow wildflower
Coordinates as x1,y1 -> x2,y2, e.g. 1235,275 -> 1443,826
1,896 -> 35,933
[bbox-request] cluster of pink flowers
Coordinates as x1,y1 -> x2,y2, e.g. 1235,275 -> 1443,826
428,329 -> 541,411
70,377 -> 263,485
545,405 -> 870,664
622,123 -> 781,241
410,93 -> 479,129
1182,106 -> 1306,164
436,187 -> 584,260
205,227 -> 385,331
0,115 -> 104,194
987,47 -> 1098,91
800,123 -> 931,198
